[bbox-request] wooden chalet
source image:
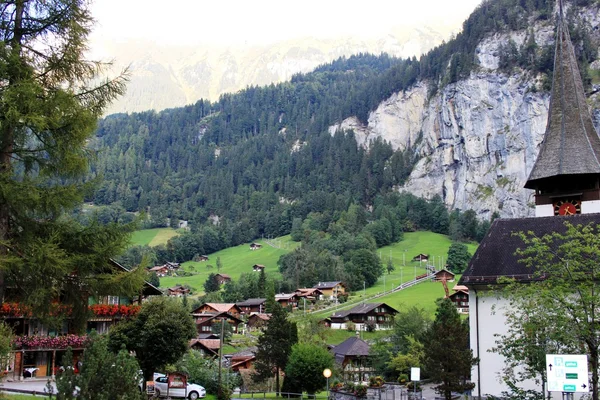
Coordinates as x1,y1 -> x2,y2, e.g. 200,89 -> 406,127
275,293 -> 298,308
412,253 -> 429,262
249,243 -> 262,250
192,311 -> 242,335
449,286 -> 469,314
313,281 -> 347,300
331,335 -> 374,382
149,265 -> 169,277
252,264 -> 265,272
215,273 -> 231,285
295,288 -> 323,301
167,285 -> 190,297
192,303 -> 241,318
165,261 -> 180,270
225,347 -> 257,371
198,255 -> 209,262
329,302 -> 398,330
236,298 -> 266,314
189,339 -> 220,358
4,259 -> 161,381
433,269 -> 456,282
247,313 -> 270,330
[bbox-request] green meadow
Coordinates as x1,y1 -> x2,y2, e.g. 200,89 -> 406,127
130,228 -> 180,247
159,236 -> 299,292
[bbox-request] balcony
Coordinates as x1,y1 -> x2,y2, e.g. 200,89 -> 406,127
0,303 -> 140,319
13,334 -> 90,350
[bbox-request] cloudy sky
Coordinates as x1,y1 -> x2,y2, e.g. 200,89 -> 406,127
89,0 -> 483,48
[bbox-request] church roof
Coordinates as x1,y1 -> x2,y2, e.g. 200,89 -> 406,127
459,213 -> 600,286
524,3 -> 600,188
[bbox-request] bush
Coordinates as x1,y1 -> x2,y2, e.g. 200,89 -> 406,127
398,374 -> 409,385
369,376 -> 384,387
406,381 -> 421,391
346,322 -> 356,332
365,320 -> 376,332
354,384 -> 368,398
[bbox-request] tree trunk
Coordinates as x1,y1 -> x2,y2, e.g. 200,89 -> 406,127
276,367 -> 280,397
589,345 -> 598,400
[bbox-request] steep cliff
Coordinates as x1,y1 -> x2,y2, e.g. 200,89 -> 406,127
330,4 -> 600,219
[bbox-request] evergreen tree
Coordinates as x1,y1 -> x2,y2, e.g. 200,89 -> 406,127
387,258 -> 395,275
204,273 -> 221,293
284,343 -> 334,395
424,299 -> 476,400
254,303 -> 298,395
446,243 -> 471,273
257,269 -> 267,298
0,0 -> 135,328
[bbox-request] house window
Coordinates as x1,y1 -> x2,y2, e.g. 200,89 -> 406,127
368,316 -> 375,321
100,296 -> 119,305
202,325 -> 211,332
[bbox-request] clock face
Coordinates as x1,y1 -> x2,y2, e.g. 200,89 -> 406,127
554,199 -> 581,216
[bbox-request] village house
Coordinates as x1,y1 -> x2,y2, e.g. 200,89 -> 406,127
295,288 -> 323,302
249,243 -> 262,250
246,313 -> 270,330
275,293 -> 299,309
165,261 -> 180,270
189,338 -> 220,358
412,253 -> 429,262
329,302 -> 398,330
167,285 -> 190,297
4,259 -> 161,380
149,265 -> 169,277
449,285 -> 469,314
432,269 -> 455,282
192,303 -> 242,319
215,273 -> 231,285
459,5 -> 600,397
331,334 -> 374,382
225,347 -> 257,371
236,298 -> 266,314
192,311 -> 242,335
313,281 -> 347,300
197,255 -> 209,262
252,264 -> 265,272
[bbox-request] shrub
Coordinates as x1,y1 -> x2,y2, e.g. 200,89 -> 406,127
398,374 -> 409,385
369,376 -> 384,387
346,322 -> 356,332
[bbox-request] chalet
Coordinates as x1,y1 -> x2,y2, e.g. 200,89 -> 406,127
313,281 -> 347,300
249,243 -> 262,250
192,303 -> 242,318
225,347 -> 257,371
252,264 -> 265,272
236,298 -> 266,314
295,288 -> 323,301
167,285 -> 190,297
329,303 -> 398,330
247,313 -> 270,330
215,273 -> 231,285
198,255 -> 209,262
331,335 -> 374,382
449,286 -> 469,314
433,269 -> 455,282
412,253 -> 429,262
4,259 -> 161,381
459,6 -> 600,398
192,311 -> 243,335
149,265 -> 169,277
189,339 -> 220,358
275,293 -> 299,309
165,261 -> 180,270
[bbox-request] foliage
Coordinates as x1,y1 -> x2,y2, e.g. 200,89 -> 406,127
424,299 -> 476,400
13,334 -> 89,350
283,343 -> 334,394
56,333 -> 143,400
204,273 -> 221,293
369,376 -> 384,387
388,336 -> 425,378
174,350 -> 240,395
107,297 -> 196,385
254,303 -> 298,395
0,322 -> 13,376
391,306 -> 431,354
446,242 -> 471,273
0,0 -> 137,331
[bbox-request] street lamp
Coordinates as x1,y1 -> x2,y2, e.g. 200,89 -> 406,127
323,368 -> 332,400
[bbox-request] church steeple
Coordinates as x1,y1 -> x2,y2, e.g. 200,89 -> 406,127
525,0 -> 600,216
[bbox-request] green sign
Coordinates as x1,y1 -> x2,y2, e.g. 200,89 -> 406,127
563,385 -> 576,392
565,361 -> 578,367
566,373 -> 578,379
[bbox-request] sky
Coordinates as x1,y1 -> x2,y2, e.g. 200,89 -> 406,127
89,0 -> 484,48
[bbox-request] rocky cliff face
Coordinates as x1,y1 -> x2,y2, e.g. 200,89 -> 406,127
330,5 -> 600,219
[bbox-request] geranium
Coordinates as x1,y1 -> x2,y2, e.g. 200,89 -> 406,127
89,304 -> 140,317
13,334 -> 90,350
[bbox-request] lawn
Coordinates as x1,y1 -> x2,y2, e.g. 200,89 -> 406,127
159,236 -> 299,293
130,228 -> 179,247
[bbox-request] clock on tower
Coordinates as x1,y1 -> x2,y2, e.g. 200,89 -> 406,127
553,199 -> 581,216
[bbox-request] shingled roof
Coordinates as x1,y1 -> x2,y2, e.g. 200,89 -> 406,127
525,2 -> 600,188
331,336 -> 370,363
459,213 -> 600,286
331,303 -> 398,319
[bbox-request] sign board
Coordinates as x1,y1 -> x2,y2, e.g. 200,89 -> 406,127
146,381 -> 155,395
168,373 -> 187,389
410,367 -> 420,382
546,354 -> 589,393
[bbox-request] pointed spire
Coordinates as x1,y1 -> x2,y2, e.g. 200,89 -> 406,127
524,0 -> 600,189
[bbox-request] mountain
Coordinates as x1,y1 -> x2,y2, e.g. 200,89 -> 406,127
88,0 -> 600,232
96,23 -> 461,115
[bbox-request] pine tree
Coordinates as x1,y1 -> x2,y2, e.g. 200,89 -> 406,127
424,299 -> 476,400
257,269 -> 267,298
0,0 -> 133,329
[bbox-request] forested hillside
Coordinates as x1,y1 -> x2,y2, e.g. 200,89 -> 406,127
88,0 -> 599,290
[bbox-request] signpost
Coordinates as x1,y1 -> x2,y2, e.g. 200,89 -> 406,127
411,367 -> 420,400
546,354 -> 589,400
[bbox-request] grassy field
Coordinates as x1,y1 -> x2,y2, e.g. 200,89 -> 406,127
160,236 -> 299,293
130,228 -> 179,247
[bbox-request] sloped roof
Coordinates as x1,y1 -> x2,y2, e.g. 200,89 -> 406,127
459,213 -> 600,286
237,298 -> 266,307
331,337 -> 370,357
525,3 -> 600,188
314,281 -> 343,289
331,302 -> 398,319
201,303 -> 237,313
275,293 -> 297,300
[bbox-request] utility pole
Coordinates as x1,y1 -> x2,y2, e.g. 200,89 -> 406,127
217,318 -> 225,398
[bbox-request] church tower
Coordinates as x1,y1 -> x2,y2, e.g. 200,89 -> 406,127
524,0 -> 600,217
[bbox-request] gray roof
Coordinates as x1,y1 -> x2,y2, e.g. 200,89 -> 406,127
314,281 -> 343,289
331,302 -> 398,319
525,5 -> 600,188
236,298 -> 266,306
331,337 -> 370,358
